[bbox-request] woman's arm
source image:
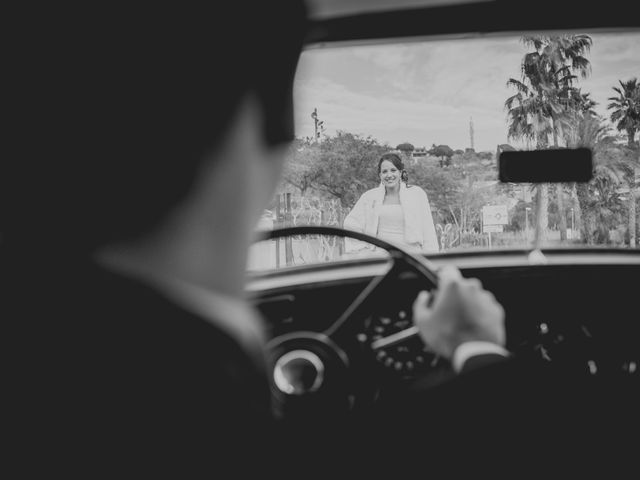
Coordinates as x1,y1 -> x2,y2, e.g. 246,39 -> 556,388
343,194 -> 366,233
419,189 -> 439,252
343,193 -> 369,252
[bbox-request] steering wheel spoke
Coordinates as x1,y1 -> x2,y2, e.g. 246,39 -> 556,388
323,257 -> 403,339
257,226 -> 440,408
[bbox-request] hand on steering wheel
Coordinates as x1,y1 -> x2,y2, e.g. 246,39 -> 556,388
412,265 -> 505,360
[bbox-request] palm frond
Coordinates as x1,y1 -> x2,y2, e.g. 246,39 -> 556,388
504,94 -> 521,110
507,34 -> 597,148
506,78 -> 529,93
521,36 -> 546,51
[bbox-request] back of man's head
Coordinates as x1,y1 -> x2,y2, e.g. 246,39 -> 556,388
2,2 -> 307,254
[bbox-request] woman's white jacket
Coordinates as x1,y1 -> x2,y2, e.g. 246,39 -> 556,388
343,182 -> 439,252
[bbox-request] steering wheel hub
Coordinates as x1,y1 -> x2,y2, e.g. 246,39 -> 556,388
273,349 -> 325,395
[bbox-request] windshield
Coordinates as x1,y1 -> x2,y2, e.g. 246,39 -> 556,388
249,31 -> 639,271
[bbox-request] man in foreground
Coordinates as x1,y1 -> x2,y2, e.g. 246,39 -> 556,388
6,1 -> 610,473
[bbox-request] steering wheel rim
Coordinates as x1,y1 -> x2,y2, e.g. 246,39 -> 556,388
257,225 -> 439,284
260,225 -> 439,343
258,225 -> 441,406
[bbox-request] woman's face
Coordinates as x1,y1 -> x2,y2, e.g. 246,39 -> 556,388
379,160 -> 401,189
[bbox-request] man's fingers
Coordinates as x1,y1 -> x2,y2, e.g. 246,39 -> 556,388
467,278 -> 482,290
438,265 -> 462,289
414,290 -> 430,309
417,290 -> 430,303
413,290 -> 431,317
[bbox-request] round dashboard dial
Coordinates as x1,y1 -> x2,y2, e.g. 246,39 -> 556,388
366,310 -> 440,375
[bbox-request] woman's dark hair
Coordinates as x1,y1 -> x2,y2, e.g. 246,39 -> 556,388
378,153 -> 409,184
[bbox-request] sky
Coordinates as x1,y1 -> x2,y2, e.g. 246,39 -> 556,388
293,32 -> 639,152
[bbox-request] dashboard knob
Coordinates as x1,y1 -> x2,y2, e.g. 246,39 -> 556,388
273,350 -> 324,395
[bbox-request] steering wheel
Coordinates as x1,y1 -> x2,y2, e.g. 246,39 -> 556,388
256,225 -> 440,415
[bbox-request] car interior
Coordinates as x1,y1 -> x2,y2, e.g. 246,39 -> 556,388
247,0 -> 640,419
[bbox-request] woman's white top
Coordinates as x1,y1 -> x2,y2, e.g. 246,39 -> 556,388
377,204 -> 407,246
343,182 -> 439,253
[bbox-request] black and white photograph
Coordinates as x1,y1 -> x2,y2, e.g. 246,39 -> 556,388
4,0 -> 639,475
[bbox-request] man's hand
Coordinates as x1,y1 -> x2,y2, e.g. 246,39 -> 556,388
412,266 -> 505,360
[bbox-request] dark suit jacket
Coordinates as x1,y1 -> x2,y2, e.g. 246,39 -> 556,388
6,253 -> 638,473
5,254 -> 275,473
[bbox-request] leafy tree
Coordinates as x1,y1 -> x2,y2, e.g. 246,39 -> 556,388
315,131 -> 389,208
408,162 -> 460,225
396,142 -> 415,155
409,161 -> 500,237
454,178 -> 496,234
428,144 -> 454,167
508,200 -> 527,231
396,142 -> 416,164
282,138 -> 322,196
608,78 -> 640,148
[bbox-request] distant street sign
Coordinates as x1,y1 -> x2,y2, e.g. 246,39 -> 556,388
483,224 -> 504,233
482,205 -> 508,225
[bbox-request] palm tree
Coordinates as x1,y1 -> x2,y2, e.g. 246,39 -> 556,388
541,36 -> 592,243
577,91 -> 598,116
561,91 -> 601,239
506,34 -> 592,243
592,140 -> 636,246
569,114 -> 638,247
607,79 -> 640,246
608,78 -> 640,148
506,81 -> 553,244
569,116 -> 611,243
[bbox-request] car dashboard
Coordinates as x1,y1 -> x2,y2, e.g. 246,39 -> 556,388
248,249 -> 640,409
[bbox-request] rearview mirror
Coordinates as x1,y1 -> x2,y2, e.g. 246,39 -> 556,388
498,148 -> 593,183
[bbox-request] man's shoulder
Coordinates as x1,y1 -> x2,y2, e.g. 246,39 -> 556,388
63,262 -> 272,410
37,261 -> 255,366
87,264 -> 250,348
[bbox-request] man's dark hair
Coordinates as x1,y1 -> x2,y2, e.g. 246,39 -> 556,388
1,2 -> 307,253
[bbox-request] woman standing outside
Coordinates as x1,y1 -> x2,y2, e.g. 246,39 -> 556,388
343,153 -> 439,253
